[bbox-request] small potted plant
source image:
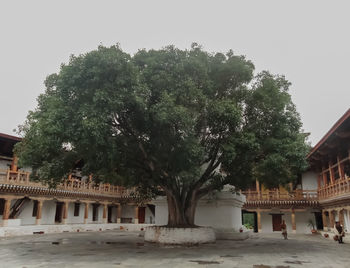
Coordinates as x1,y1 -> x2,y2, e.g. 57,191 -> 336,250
307,219 -> 317,234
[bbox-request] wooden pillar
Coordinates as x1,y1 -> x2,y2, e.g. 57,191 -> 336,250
134,206 -> 139,224
257,210 -> 262,233
337,156 -> 345,180
339,209 -> 345,226
84,203 -> 89,224
10,156 -> 18,172
256,179 -> 260,195
102,203 -> 108,224
1,198 -> 12,227
291,209 -> 296,233
322,210 -> 328,231
322,168 -> 327,186
317,174 -> 322,188
62,201 -> 69,224
329,162 -> 335,183
35,200 -> 44,225
329,210 -> 335,228
117,205 -> 122,223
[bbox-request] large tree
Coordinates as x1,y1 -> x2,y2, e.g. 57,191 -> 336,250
16,44 -> 309,227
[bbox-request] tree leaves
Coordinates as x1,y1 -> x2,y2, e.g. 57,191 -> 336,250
15,44 -> 309,193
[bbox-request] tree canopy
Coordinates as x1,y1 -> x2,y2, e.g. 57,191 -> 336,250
16,44 -> 309,226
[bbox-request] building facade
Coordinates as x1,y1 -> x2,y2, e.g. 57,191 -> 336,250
308,108 -> 350,233
243,108 -> 350,235
0,133 -> 154,232
242,179 -> 320,234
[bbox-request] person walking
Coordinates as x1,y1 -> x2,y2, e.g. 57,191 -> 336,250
281,220 -> 288,240
334,221 -> 345,244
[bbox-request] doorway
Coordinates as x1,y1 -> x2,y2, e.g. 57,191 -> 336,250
314,212 -> 323,230
138,207 -> 146,223
108,206 -> 113,223
272,214 -> 282,231
92,204 -> 99,222
55,202 -> 63,223
242,210 -> 258,232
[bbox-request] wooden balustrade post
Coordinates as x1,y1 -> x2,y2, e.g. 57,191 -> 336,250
1,198 -> 12,227
35,200 -> 44,225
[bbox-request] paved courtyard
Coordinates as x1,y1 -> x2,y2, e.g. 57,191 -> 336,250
0,230 -> 348,268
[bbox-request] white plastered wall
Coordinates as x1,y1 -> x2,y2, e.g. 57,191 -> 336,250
41,200 -> 57,225
121,205 -> 135,223
302,171 -> 318,190
153,190 -> 245,230
66,202 -> 85,224
17,199 -> 36,225
260,210 -> 316,234
144,206 -> 154,224
0,159 -> 11,170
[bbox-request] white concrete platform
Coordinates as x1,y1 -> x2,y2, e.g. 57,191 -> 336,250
145,226 -> 216,244
0,223 -> 154,237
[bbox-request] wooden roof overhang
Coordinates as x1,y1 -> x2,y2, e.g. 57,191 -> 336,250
243,200 -> 320,210
0,133 -> 21,159
0,183 -> 134,203
307,108 -> 350,171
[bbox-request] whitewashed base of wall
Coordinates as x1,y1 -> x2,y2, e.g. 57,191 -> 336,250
214,228 -> 251,240
144,226 -> 216,244
0,223 -> 154,237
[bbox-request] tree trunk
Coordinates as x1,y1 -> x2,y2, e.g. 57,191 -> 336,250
166,189 -> 199,227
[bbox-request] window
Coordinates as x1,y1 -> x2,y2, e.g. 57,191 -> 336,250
0,199 -> 4,215
74,203 -> 80,217
32,200 -> 38,217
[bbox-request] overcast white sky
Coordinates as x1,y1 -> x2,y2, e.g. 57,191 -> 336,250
0,0 -> 349,145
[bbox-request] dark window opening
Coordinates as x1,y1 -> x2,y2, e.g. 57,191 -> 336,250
32,200 -> 38,217
55,202 -> 63,223
74,203 -> 80,216
0,199 -> 4,215
92,204 -> 99,221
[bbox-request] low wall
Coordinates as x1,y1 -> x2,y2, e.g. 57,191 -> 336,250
0,223 -> 154,237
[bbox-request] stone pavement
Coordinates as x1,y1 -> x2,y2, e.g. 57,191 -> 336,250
0,230 -> 348,268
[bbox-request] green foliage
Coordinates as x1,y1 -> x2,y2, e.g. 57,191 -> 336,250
243,213 -> 255,229
15,44 -> 309,196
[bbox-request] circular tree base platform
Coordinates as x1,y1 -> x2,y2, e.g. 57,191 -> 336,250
144,226 -> 216,245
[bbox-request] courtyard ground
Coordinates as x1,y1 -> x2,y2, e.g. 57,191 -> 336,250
0,230 -> 348,268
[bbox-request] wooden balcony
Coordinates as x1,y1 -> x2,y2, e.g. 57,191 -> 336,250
243,189 -> 319,209
243,189 -> 318,201
318,175 -> 350,201
0,168 -> 134,198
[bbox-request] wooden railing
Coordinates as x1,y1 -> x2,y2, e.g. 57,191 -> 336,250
0,168 -> 134,197
243,189 -> 318,201
318,176 -> 350,200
